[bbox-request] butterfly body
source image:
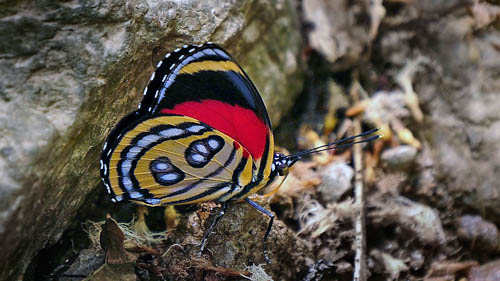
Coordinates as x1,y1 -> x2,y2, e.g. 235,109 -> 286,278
100,43 -> 277,207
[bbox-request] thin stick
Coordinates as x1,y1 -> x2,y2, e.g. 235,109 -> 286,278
351,78 -> 368,281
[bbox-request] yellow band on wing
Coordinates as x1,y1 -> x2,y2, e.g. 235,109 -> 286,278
179,60 -> 244,75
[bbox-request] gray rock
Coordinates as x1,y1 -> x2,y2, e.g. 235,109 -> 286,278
380,145 -> 418,169
83,263 -> 136,281
0,0 -> 303,279
469,259 -> 500,281
303,0 -> 370,70
457,215 -> 500,253
370,196 -> 447,246
61,249 -> 105,281
318,162 -> 354,202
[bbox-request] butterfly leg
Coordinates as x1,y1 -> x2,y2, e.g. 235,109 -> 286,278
198,202 -> 228,256
245,198 -> 274,264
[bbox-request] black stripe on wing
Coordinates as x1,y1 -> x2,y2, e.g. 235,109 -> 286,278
138,43 -> 230,115
100,111 -> 143,200
158,146 -> 237,200
138,43 -> 271,128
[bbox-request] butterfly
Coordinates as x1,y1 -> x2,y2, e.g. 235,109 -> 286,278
99,43 -> 379,263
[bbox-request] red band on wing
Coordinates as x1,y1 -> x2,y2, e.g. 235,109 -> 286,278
161,100 -> 268,159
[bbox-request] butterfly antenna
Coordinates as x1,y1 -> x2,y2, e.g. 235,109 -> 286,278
285,129 -> 381,161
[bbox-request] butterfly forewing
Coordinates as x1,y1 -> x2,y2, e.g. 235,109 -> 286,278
101,43 -> 276,205
102,114 -> 254,206
140,44 -> 274,177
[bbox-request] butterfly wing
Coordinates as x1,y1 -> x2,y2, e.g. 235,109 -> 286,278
101,44 -> 276,205
139,43 -> 274,183
101,114 -> 254,206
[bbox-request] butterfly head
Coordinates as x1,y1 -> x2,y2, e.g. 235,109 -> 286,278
271,153 -> 299,178
268,128 -> 381,182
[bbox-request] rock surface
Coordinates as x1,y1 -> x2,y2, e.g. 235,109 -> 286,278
302,0 -> 370,70
469,259 -> 500,281
0,0 -> 303,279
318,162 -> 354,202
380,145 -> 418,169
370,196 -> 446,246
61,249 -> 105,281
457,215 -> 500,253
164,201 -> 314,280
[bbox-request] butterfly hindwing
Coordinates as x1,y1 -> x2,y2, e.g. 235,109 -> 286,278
101,114 -> 254,206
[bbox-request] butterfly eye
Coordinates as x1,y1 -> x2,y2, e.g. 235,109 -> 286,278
278,166 -> 289,176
